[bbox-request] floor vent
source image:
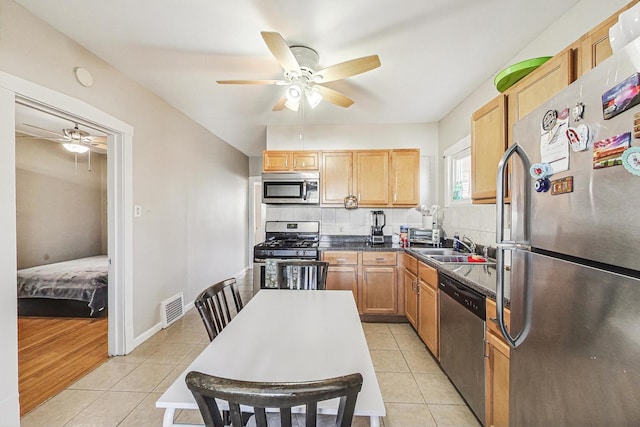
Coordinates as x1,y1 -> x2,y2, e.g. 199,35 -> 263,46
161,292 -> 184,328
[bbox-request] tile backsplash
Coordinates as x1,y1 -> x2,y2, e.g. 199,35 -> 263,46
265,204 -> 505,249
265,206 -> 428,236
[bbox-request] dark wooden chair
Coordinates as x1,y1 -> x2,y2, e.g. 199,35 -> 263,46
194,278 -> 244,341
276,260 -> 329,290
185,371 -> 363,427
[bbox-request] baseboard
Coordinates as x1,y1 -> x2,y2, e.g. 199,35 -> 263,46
133,322 -> 162,348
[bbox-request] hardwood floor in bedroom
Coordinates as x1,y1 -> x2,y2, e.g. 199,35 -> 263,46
18,316 -> 108,415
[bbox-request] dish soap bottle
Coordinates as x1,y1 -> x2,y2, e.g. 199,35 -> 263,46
453,232 -> 460,252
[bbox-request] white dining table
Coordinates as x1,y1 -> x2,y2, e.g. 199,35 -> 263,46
156,289 -> 385,426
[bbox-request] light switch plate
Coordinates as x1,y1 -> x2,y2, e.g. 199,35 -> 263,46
134,205 -> 142,217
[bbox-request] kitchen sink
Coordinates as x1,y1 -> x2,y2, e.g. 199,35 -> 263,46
408,248 -> 456,256
426,254 -> 495,265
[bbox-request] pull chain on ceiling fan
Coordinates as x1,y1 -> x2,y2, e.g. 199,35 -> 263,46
217,31 -> 381,111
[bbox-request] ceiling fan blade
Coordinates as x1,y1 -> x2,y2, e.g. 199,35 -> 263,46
314,85 -> 354,108
22,123 -> 64,137
272,95 -> 287,111
261,31 -> 301,75
216,79 -> 288,85
314,55 -> 381,83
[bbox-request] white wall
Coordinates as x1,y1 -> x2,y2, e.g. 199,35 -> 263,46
0,1 -> 249,421
266,123 -> 439,235
437,0 -> 632,247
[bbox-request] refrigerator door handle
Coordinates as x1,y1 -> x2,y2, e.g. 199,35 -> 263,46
496,143 -> 532,348
496,143 -> 531,245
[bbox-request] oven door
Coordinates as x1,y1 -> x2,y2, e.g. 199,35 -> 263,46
262,173 -> 319,204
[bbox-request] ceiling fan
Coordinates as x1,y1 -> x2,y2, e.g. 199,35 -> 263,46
17,123 -> 108,153
217,31 -> 381,112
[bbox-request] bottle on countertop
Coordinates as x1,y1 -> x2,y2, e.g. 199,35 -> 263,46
453,232 -> 460,251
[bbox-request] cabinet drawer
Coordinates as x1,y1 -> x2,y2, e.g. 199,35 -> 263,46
486,298 -> 511,342
362,252 -> 397,266
323,251 -> 358,265
401,253 -> 418,275
418,261 -> 438,288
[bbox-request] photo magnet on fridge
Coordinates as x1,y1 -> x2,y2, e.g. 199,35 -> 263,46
602,73 -> 640,120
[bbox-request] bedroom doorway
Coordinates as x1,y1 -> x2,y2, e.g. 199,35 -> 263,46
0,71 -> 134,421
15,103 -> 111,414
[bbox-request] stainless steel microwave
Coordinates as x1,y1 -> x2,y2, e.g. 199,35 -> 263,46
262,172 -> 320,204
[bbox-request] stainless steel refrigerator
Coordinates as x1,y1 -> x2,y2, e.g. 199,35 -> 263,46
495,38 -> 640,426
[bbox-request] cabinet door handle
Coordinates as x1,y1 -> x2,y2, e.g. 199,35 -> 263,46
336,258 -> 346,263
358,193 -> 361,201
375,257 -> 385,262
394,192 -> 397,203
293,159 -> 297,168
285,158 -> 288,168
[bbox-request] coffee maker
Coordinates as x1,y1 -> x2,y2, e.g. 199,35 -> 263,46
370,210 -> 386,244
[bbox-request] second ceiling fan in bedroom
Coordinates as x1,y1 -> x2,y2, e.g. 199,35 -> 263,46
217,31 -> 381,112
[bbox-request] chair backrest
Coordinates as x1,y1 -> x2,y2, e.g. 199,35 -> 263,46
194,278 -> 243,341
185,371 -> 363,427
276,260 -> 329,290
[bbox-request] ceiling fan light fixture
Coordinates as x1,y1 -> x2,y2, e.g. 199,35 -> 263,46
306,87 -> 323,109
63,142 -> 90,153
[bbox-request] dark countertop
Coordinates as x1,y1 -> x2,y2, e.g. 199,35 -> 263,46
318,235 -> 511,305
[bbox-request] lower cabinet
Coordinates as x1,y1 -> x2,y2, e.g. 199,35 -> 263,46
485,298 -> 511,427
417,261 -> 439,358
323,251 -> 358,302
402,253 -> 419,328
360,252 -> 397,315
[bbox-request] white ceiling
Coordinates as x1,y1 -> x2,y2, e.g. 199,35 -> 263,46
15,0 -> 580,157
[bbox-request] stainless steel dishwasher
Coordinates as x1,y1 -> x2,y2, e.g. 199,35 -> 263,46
439,273 -> 486,425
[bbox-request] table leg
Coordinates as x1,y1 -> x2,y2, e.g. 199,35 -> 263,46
370,415 -> 381,427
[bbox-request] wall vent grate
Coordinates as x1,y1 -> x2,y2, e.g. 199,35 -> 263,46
161,292 -> 184,328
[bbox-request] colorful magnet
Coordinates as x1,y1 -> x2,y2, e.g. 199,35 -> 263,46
634,112 -> 640,139
551,176 -> 574,195
530,162 -> 553,179
542,110 -> 558,131
571,102 -> 585,122
602,73 -> 640,120
535,177 -> 551,192
567,124 -> 590,152
621,147 -> 640,176
593,132 -> 631,169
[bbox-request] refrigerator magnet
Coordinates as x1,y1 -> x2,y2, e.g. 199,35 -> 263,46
593,132 -> 631,169
621,147 -> 640,176
634,112 -> 640,138
542,109 -> 557,131
530,162 -> 553,179
601,73 -> 640,120
567,124 -> 590,152
551,176 -> 574,195
571,102 -> 585,122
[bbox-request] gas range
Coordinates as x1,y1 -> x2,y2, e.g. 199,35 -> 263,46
254,221 -> 320,260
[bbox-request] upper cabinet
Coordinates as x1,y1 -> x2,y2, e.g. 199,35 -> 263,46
263,150 -> 319,172
471,95 -> 507,204
321,151 -> 354,205
354,150 -> 390,206
321,149 -> 420,207
391,149 -> 420,206
505,49 -> 574,146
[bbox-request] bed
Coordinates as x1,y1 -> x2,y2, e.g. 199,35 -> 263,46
17,255 -> 108,318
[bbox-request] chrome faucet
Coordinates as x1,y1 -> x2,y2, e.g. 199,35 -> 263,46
452,235 -> 476,253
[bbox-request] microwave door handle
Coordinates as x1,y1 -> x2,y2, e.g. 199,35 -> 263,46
302,180 -> 308,201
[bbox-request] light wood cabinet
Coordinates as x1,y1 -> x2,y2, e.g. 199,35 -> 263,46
321,149 -> 419,207
391,149 -> 420,206
321,151 -> 354,204
471,95 -> 507,204
485,298 -> 512,427
360,252 -> 397,315
263,150 -> 319,172
417,261 -> 439,358
354,150 -> 390,206
506,49 -> 574,146
402,253 -> 419,328
577,1 -> 637,77
323,251 -> 358,302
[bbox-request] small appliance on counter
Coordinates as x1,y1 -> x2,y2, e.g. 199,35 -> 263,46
408,227 -> 441,246
370,210 -> 385,244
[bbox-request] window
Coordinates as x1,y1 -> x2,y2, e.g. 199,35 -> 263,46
444,135 -> 472,206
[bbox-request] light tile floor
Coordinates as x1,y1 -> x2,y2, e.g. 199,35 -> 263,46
20,271 -> 481,427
